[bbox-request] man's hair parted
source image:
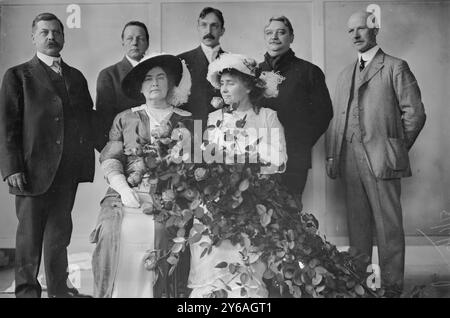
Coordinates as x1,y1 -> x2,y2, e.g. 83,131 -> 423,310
198,7 -> 225,28
265,15 -> 294,35
32,13 -> 64,34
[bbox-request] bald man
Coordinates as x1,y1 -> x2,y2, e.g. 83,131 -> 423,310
325,11 -> 426,296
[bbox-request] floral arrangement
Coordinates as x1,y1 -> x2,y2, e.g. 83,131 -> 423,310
131,107 -> 383,298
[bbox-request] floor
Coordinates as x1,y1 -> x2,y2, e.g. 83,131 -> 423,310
1,244 -> 449,298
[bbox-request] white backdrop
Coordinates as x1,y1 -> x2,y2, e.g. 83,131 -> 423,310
0,0 -> 449,250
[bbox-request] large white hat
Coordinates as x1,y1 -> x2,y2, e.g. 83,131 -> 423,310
207,53 -> 284,98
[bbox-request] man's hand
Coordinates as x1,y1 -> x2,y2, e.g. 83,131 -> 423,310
7,172 -> 27,192
326,158 -> 337,179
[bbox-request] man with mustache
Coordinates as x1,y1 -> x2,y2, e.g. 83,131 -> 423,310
178,7 -> 226,126
0,13 -> 95,297
326,11 -> 426,296
95,21 -> 149,150
259,16 -> 333,210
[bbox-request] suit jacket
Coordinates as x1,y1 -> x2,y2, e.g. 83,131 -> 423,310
177,46 -> 224,125
326,49 -> 426,179
0,55 -> 95,196
95,57 -> 145,150
259,49 -> 333,172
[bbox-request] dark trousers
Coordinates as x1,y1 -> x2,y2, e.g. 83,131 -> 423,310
15,176 -> 78,298
341,140 -> 405,290
281,168 -> 308,211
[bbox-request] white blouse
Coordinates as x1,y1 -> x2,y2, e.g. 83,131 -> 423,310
206,107 -> 288,174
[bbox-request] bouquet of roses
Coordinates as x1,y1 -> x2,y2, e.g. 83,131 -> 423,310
135,105 -> 382,298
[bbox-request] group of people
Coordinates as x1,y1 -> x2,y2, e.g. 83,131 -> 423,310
0,6 -> 425,298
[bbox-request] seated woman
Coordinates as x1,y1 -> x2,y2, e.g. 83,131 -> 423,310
90,54 -> 192,298
188,53 -> 287,298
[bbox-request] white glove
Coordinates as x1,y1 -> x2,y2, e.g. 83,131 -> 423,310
108,174 -> 141,208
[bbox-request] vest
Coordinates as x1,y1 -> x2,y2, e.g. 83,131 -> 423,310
41,61 -> 81,181
345,64 -> 369,143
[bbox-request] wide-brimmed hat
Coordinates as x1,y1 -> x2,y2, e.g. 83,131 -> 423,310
207,53 -> 284,98
122,53 -> 191,106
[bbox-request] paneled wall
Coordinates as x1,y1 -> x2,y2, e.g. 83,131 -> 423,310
0,0 -> 448,247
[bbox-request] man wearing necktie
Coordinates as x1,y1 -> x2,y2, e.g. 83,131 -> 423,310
326,11 -> 426,296
178,7 -> 226,126
0,13 -> 95,298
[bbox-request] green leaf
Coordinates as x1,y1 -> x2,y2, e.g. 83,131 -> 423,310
316,285 -> 326,293
182,209 -> 193,223
354,284 -> 365,296
165,216 -> 176,228
309,258 -> 320,268
168,265 -> 177,276
238,179 -> 250,192
292,285 -> 302,298
305,285 -> 315,295
240,287 -> 247,297
229,263 -> 237,274
194,206 -> 205,218
346,280 -> 356,289
312,274 -> 323,286
256,204 -> 266,215
188,232 -> 202,244
171,243 -> 183,253
167,254 -> 178,265
240,273 -> 249,284
215,261 -> 228,269
200,248 -> 208,258
315,266 -> 328,275
176,228 -> 186,238
193,223 -> 206,234
172,236 -> 186,245
189,199 -> 201,210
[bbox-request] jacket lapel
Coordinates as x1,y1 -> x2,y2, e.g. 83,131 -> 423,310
118,56 -> 133,81
195,46 -> 209,68
28,55 -> 56,93
340,63 -> 356,111
358,49 -> 385,89
61,60 -> 73,93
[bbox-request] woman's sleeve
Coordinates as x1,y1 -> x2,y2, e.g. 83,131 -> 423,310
99,113 -> 126,179
262,109 -> 288,173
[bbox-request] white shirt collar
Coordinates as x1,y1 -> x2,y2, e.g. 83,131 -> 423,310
200,42 -> 221,63
125,54 -> 140,67
36,51 -> 61,67
358,45 -> 380,66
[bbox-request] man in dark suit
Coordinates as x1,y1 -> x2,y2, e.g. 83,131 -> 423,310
95,21 -> 149,150
178,7 -> 226,126
326,11 -> 426,296
259,16 -> 333,207
0,13 -> 95,298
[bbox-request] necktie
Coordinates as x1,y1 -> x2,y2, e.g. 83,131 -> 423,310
210,50 -> 218,63
52,59 -> 62,75
359,57 -> 366,71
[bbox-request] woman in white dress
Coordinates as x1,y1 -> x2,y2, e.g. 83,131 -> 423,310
188,53 -> 287,298
90,54 -> 192,298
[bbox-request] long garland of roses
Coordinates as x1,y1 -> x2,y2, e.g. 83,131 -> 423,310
136,112 -> 384,298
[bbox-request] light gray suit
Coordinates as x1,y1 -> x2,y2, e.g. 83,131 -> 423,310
326,49 -> 426,291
